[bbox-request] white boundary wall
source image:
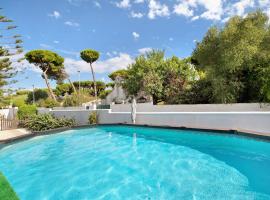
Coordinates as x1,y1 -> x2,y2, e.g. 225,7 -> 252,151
111,103 -> 270,112
0,108 -> 18,120
38,104 -> 270,134
98,110 -> 270,134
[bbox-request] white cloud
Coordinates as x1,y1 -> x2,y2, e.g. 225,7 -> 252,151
94,1 -> 101,8
64,21 -> 80,27
148,0 -> 170,19
191,15 -> 199,21
132,31 -> 140,39
116,0 -> 131,8
226,0 -> 255,16
53,40 -> 60,44
173,2 -> 194,17
48,11 -> 61,19
64,53 -> 133,74
138,47 -> 152,54
113,0 -> 270,22
134,0 -> 144,3
131,11 -> 144,18
40,43 -> 53,49
169,37 -> 174,41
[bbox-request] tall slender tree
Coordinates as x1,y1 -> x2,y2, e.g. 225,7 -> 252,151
25,50 -> 64,101
0,10 -> 23,96
80,49 -> 99,101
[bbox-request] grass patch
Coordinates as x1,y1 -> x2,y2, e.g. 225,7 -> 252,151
0,172 -> 19,200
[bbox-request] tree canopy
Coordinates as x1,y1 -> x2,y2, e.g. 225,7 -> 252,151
122,50 -> 199,104
192,11 -> 270,103
80,49 -> 99,64
25,50 -> 65,101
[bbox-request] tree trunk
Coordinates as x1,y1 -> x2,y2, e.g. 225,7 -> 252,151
43,72 -> 57,102
68,78 -> 77,94
90,63 -> 97,101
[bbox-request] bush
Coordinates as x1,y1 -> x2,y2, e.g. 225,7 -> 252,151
89,112 -> 98,124
16,90 -> 30,95
26,89 -> 48,104
17,105 -> 37,120
22,114 -> 76,131
63,93 -> 94,107
37,98 -> 60,108
99,90 -> 112,99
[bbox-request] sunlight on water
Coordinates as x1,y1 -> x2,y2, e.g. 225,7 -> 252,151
0,126 -> 270,200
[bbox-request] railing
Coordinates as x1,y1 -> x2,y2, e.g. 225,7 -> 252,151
97,104 -> 110,109
0,116 -> 19,131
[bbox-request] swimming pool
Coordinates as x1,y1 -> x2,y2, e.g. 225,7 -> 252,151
0,125 -> 270,199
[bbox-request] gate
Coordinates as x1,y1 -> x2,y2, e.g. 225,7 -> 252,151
0,116 -> 19,131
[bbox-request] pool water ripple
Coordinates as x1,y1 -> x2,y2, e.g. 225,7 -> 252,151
0,126 -> 270,200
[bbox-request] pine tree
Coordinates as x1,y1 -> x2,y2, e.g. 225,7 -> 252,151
0,9 -> 23,96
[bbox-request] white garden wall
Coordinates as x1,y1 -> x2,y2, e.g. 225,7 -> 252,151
37,104 -> 270,135
0,108 -> 18,120
111,103 -> 270,112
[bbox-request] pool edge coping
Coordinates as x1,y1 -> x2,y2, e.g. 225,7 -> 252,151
0,123 -> 269,145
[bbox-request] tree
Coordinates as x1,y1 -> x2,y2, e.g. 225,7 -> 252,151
0,12 -> 23,96
25,50 -> 64,101
80,49 -> 99,101
123,50 -> 165,104
108,69 -> 128,81
122,50 -> 199,104
26,89 -> 48,104
192,11 -> 270,103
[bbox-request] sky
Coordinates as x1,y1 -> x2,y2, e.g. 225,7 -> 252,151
1,0 -> 270,91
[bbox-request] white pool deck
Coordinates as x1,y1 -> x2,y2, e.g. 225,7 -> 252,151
0,128 -> 32,143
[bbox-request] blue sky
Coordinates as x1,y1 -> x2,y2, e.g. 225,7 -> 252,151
1,0 -> 270,90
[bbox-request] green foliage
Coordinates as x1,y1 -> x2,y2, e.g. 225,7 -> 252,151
89,112 -> 98,124
17,104 -> 37,120
12,94 -> 27,107
73,80 -> 106,96
106,82 -> 115,88
22,114 -> 76,131
0,172 -> 19,200
25,50 -> 64,80
192,11 -> 270,103
25,50 -> 65,101
63,92 -> 94,107
99,90 -> 112,99
26,89 -> 48,104
180,78 -> 213,104
16,90 -> 30,95
0,13 -> 23,96
108,69 -> 128,81
80,49 -> 99,63
37,98 -> 60,108
55,83 -> 73,96
123,50 -> 198,104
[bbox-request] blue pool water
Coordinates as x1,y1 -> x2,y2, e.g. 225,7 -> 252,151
0,125 -> 270,200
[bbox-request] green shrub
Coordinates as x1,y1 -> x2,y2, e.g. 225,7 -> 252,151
22,114 -> 76,131
37,98 -> 60,108
63,93 -> 94,107
99,90 -> 112,99
26,89 -> 48,104
16,90 -> 30,95
17,104 -> 37,120
12,94 -> 27,107
89,112 -> 98,124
